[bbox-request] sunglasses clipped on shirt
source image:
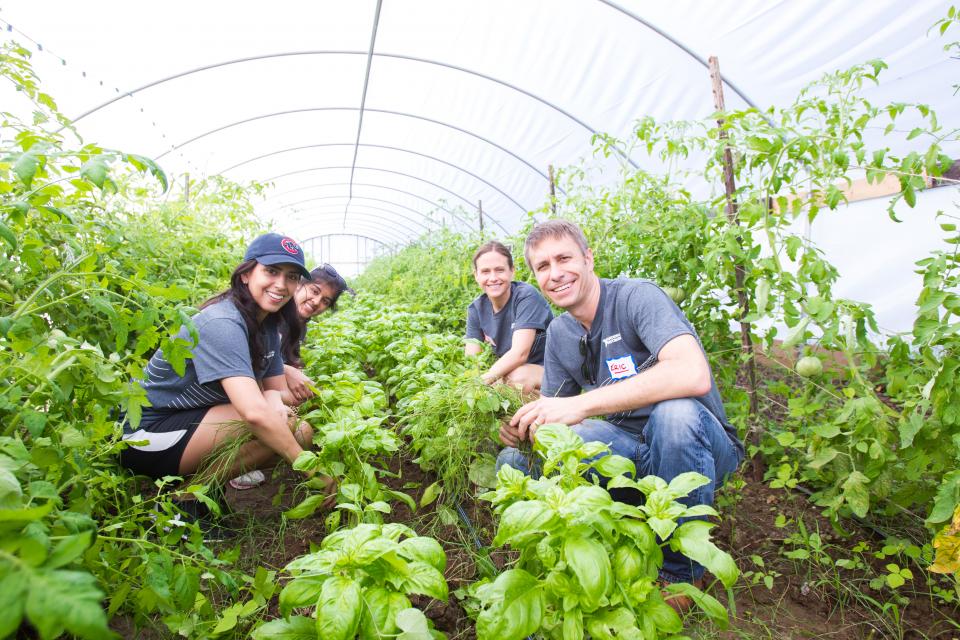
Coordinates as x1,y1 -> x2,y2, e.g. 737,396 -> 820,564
579,334 -> 597,386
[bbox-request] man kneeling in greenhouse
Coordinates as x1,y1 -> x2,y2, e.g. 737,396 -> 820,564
497,218 -> 744,612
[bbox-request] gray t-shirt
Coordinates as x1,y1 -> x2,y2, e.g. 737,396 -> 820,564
128,299 -> 284,430
466,281 -> 553,365
542,278 -> 740,447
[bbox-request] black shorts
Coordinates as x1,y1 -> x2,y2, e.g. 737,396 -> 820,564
119,407 -> 209,479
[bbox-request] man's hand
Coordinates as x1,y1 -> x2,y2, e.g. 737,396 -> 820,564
285,365 -> 315,405
481,371 -> 500,386
510,396 -> 588,441
499,420 -> 522,446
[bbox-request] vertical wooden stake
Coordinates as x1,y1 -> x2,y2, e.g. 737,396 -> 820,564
548,165 -> 557,215
183,173 -> 190,203
478,200 -> 484,236
709,55 -> 762,481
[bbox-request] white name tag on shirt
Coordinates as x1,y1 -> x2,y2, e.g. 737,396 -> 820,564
606,354 -> 637,379
602,333 -> 622,346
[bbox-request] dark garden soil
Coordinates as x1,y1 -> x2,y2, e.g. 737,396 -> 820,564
117,453 -> 953,640
110,360 -> 960,640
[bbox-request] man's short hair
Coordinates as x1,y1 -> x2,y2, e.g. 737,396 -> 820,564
524,219 -> 590,267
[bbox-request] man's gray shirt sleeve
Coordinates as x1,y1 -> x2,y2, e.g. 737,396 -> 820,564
541,321 -> 581,398
623,283 -> 693,359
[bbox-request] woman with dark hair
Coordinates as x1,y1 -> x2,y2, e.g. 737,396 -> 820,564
465,240 -> 553,394
282,263 -> 353,405
229,263 -> 354,490
119,233 -> 331,531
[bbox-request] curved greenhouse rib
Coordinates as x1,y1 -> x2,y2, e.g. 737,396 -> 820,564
296,218 -> 417,245
264,165 -> 508,234
596,0 -> 770,122
264,182 -> 461,219
347,0 -> 384,224
66,50 -> 637,168
283,203 -> 434,234
218,143 -> 526,213
267,194 -> 444,228
301,232 -> 390,250
300,233 -> 394,260
156,106 -> 563,193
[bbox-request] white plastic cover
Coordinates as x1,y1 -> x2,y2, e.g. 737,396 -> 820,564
1,1 -> 957,329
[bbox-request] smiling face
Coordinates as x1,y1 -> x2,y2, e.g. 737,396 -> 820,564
294,280 -> 337,320
528,234 -> 598,316
474,250 -> 515,304
241,262 -> 302,320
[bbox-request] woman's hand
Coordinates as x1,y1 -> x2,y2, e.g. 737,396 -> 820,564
304,470 -> 338,509
285,364 -> 315,405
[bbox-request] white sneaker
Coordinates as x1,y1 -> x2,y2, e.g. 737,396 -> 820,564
228,470 -> 266,490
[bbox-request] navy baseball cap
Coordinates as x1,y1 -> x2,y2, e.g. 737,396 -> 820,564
244,233 -> 312,279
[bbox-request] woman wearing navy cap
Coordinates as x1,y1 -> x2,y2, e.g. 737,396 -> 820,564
228,263 -> 354,489
119,233 -> 331,532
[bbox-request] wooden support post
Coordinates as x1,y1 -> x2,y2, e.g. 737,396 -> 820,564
548,164 -> 557,215
478,200 -> 484,236
709,55 -> 762,481
183,173 -> 190,203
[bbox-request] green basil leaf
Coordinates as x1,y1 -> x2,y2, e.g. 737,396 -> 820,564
420,481 -> 442,507
563,536 -> 612,612
284,493 -> 326,520
475,569 -> 543,640
585,607 -> 639,640
359,587 -> 409,639
591,454 -> 635,479
662,581 -> 728,626
250,616 -> 316,640
316,575 -> 362,640
279,575 -> 327,617
493,500 -> 557,546
399,536 -> 447,572
669,520 -> 739,587
402,561 -> 448,601
666,471 -> 710,498
395,607 -> 434,639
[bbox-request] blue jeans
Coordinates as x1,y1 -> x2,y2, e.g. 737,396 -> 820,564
496,398 -> 743,583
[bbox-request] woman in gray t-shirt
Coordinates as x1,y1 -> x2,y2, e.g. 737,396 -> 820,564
465,241 -> 553,393
120,234 -> 334,527
281,263 -> 353,405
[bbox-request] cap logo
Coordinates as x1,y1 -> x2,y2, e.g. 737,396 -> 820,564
280,238 -> 300,255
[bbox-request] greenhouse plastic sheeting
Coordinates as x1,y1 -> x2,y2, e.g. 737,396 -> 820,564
1,0 -> 957,329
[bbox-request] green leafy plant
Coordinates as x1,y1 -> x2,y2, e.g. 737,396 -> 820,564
469,423 -> 737,640
401,372 -> 521,507
252,522 -> 448,639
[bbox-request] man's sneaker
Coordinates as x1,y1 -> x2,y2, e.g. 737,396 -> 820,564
228,469 -> 266,490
